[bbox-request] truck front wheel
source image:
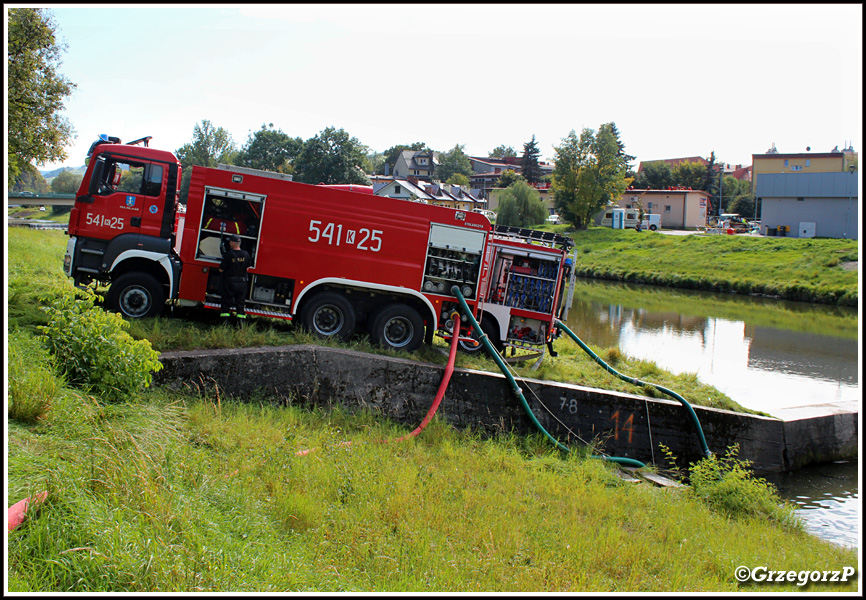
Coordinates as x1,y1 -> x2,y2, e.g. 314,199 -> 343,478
107,273 -> 165,319
299,291 -> 357,341
369,303 -> 425,352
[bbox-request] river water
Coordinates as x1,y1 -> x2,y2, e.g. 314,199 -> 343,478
564,279 -> 860,549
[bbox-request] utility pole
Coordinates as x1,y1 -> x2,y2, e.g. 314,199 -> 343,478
718,169 -> 723,216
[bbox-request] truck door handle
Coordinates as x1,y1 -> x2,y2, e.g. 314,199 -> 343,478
131,217 -> 142,227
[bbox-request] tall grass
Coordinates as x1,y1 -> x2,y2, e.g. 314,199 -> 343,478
8,387 -> 857,592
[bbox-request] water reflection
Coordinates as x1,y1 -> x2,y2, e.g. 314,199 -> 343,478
564,278 -> 860,548
765,460 -> 860,549
564,280 -> 859,416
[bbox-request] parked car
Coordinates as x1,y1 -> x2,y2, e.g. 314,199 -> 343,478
472,208 -> 497,223
547,214 -> 562,224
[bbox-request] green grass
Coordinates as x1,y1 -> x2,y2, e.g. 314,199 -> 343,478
6,226 -> 859,592
7,387 -> 857,592
569,227 -> 858,306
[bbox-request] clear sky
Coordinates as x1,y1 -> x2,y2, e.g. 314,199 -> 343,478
17,3 -> 864,172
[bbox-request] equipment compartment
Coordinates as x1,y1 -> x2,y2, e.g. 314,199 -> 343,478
487,250 -> 560,314
421,223 -> 485,298
196,187 -> 264,264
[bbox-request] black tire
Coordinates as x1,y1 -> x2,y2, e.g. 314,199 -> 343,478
369,303 -> 425,352
458,316 -> 501,354
299,291 -> 357,341
107,273 -> 165,319
649,224 -> 658,231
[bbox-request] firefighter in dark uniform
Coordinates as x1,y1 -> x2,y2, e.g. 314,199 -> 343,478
219,234 -> 251,320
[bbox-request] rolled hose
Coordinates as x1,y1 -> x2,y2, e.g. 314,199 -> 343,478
451,286 -> 645,469
554,318 -> 712,459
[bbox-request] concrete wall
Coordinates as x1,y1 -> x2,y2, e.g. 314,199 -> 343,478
154,345 -> 857,473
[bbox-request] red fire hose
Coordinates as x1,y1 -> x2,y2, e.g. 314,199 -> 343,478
7,491 -> 48,532
296,313 -> 462,455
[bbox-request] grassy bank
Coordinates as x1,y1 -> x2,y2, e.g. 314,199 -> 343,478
564,227 -> 858,306
6,227 -> 859,592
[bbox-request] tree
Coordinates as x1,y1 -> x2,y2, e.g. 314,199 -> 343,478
496,181 -> 547,228
599,122 -> 636,173
380,142 -> 429,175
722,175 -> 756,217
293,126 -> 370,185
521,135 -> 543,184
552,124 -> 630,229
446,173 -> 471,187
670,160 -> 706,190
7,8 -> 76,181
435,144 -> 472,183
175,120 -> 237,203
365,151 -> 385,176
175,120 -> 237,169
50,170 -> 83,194
235,123 -> 303,173
551,130 -> 582,225
635,161 -> 674,189
700,151 -> 720,193
11,163 -> 50,194
49,170 -> 79,215
489,145 -> 516,158
496,169 -> 526,188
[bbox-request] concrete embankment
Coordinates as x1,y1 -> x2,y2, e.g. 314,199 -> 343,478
154,344 -> 857,473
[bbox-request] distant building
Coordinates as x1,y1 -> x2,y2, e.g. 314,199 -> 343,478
373,178 -> 483,212
751,144 -> 857,192
596,187 -> 712,229
756,171 -> 858,239
372,178 -> 433,203
468,155 -> 554,200
392,150 -> 438,181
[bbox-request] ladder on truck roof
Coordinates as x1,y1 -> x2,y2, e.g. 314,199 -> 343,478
491,225 -> 574,250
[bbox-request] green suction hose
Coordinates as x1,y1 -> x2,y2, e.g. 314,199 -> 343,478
451,286 -> 645,469
554,318 -> 712,459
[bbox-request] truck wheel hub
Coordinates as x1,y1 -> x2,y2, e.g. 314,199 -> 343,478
383,317 -> 413,347
313,306 -> 343,335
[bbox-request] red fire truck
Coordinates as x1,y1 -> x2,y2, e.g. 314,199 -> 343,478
64,136 -> 574,355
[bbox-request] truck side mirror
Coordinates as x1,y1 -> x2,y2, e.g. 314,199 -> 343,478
88,157 -> 106,196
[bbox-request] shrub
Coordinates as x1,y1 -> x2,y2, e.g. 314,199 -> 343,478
687,444 -> 800,529
38,287 -> 163,401
7,329 -> 63,423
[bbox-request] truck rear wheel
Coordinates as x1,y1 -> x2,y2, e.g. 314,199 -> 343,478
107,273 -> 165,319
369,303 -> 425,352
299,291 -> 357,341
